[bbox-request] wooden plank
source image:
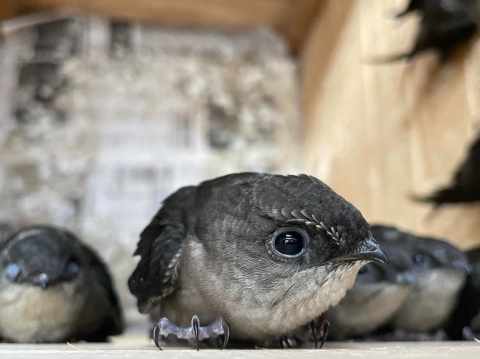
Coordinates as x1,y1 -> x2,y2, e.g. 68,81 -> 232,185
1,337 -> 480,358
302,1 -> 374,219
277,0 -> 323,55
302,0 -> 480,249
300,0 -> 356,124
13,0 -> 323,55
0,0 -> 19,21
17,0 -> 290,29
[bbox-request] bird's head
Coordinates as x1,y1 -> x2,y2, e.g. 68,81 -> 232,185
370,225 -> 470,277
324,239 -> 415,337
0,226 -> 83,291
370,225 -> 470,331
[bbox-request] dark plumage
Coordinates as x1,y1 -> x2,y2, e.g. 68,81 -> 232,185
128,173 -> 388,348
370,225 -> 470,340
375,0 -> 479,63
418,136 -> 480,207
325,239 -> 416,340
0,225 -> 123,343
448,246 -> 480,339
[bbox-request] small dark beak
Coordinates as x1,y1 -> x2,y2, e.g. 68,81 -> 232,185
36,273 -> 50,290
452,259 -> 472,275
329,237 -> 389,264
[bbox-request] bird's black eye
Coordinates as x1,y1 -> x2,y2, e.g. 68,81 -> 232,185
64,258 -> 80,277
271,227 -> 307,258
5,263 -> 21,281
413,253 -> 426,266
358,265 -> 369,275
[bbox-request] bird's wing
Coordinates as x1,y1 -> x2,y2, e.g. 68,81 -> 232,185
128,186 -> 195,314
77,241 -> 125,339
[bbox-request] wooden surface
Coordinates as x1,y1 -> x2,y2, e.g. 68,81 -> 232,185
0,0 -> 322,54
302,0 -> 480,249
0,0 -> 17,21
1,336 -> 480,358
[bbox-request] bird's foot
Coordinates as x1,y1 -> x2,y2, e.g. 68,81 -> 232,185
463,326 -> 480,341
153,315 -> 230,351
284,318 -> 329,349
310,319 -> 330,349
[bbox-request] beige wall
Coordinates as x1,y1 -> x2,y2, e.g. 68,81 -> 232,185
302,0 -> 480,249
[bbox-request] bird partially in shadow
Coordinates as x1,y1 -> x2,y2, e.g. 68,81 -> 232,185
0,225 -> 123,343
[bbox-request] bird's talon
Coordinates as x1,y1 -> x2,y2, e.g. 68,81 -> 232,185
152,323 -> 163,350
280,336 -> 292,348
153,315 -> 229,350
318,320 -> 330,349
220,319 -> 230,349
310,320 -> 318,349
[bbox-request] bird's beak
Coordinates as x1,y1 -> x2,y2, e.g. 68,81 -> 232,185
329,237 -> 389,264
452,259 -> 472,275
36,273 -> 50,290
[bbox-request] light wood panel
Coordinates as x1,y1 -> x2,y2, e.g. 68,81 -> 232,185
302,0 -> 480,249
2,0 -> 322,54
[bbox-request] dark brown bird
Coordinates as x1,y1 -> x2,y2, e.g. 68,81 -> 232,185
0,225 -> 123,343
418,136 -> 480,207
128,173 -> 388,349
374,0 -> 479,63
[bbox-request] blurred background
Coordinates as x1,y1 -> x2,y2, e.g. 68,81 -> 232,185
1,0 -> 479,332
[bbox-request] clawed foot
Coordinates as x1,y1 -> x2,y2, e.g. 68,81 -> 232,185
310,319 -> 330,349
153,315 -> 230,351
281,319 -> 330,349
463,326 -> 480,341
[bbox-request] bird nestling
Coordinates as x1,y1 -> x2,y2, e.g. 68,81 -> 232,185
0,226 -> 123,343
375,0 -> 479,63
370,225 -> 470,340
128,173 -> 388,349
324,239 -> 416,341
417,136 -> 480,207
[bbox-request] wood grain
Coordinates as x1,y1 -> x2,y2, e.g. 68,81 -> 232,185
302,0 -> 480,249
8,0 -> 323,55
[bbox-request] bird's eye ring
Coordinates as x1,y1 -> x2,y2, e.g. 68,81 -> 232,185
5,263 -> 21,281
270,227 -> 308,259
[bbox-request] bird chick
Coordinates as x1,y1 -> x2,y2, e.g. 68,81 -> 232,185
128,173 -> 388,349
324,240 -> 416,341
0,226 -> 123,343
370,225 -> 470,339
